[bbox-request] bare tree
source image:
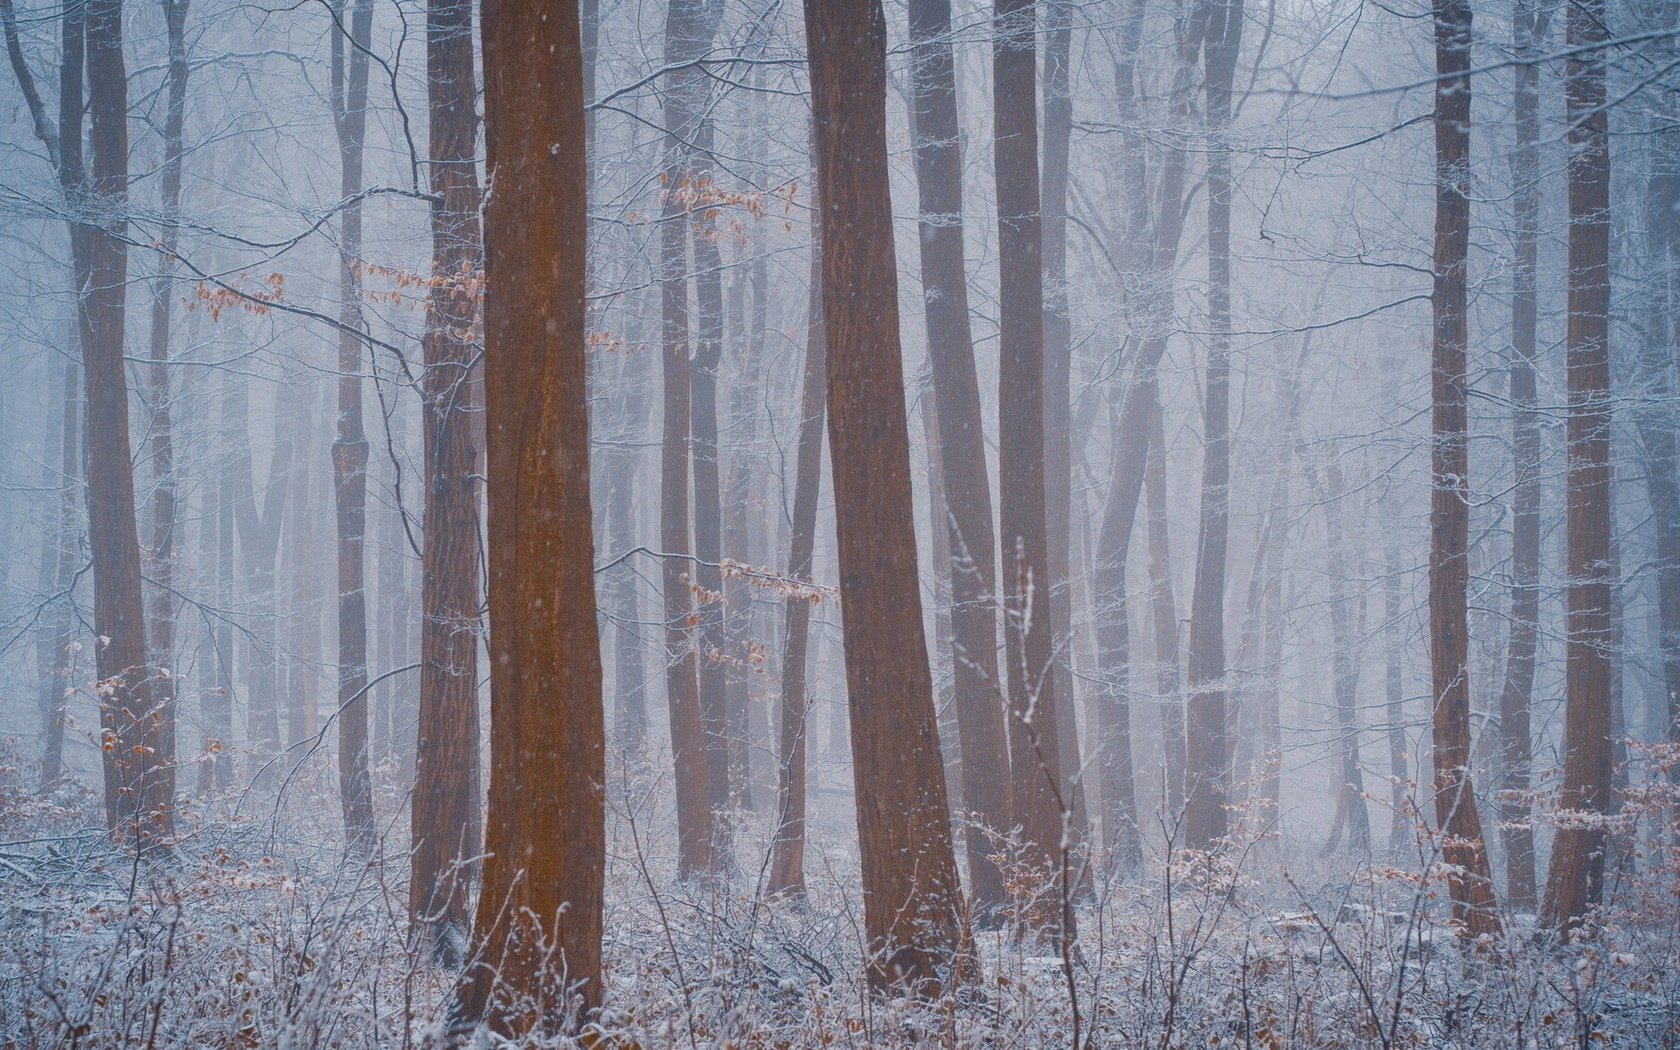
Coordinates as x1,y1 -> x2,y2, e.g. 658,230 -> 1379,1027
457,0 -> 604,1032
805,0 -> 970,992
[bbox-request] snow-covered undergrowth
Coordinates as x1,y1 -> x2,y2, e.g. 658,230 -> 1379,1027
2,746 -> 1677,1047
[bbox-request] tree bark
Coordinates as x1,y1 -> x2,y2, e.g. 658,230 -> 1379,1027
1429,0 -> 1501,937
767,204 -> 826,900
1543,0 -> 1614,935
905,0 -> 1012,912
805,0 -> 970,992
1145,384 -> 1187,814
329,0 -> 376,851
1497,0 -> 1547,912
410,0 -> 484,963
1183,0 -> 1243,852
457,1 -> 603,1032
994,0 -> 1069,938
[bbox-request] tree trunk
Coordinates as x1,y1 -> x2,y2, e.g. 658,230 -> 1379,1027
1321,462 -> 1371,853
1543,0 -> 1614,935
329,0 -> 376,851
767,203 -> 826,900
83,0 -> 170,845
283,389 -> 316,750
410,0 -> 484,963
458,2 -> 603,1032
905,0 -> 1012,913
805,0 -> 970,992
1384,523 -> 1411,851
232,380 -> 289,767
1183,0 -> 1243,852
1145,384 -> 1187,815
1497,0 -> 1547,912
39,357 -> 79,788
1429,0 -> 1501,937
994,0 -> 1069,939
1094,407 -> 1142,865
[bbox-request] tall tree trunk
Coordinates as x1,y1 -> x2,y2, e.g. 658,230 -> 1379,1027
805,0 -> 970,992
1145,384 -> 1187,814
905,0 -> 1012,912
411,0 -> 484,963
1183,0 -> 1243,852
922,388 -> 965,818
142,0 -> 188,815
39,357 -> 79,788
1384,521 -> 1411,851
995,0 -> 1069,939
1429,0 -> 1501,937
329,0 -> 376,851
1543,0 -> 1614,935
232,381 -> 289,767
690,119 -> 734,829
1497,0 -> 1547,912
207,374 -> 238,791
458,2 -> 603,1032
83,0 -> 170,844
767,204 -> 826,900
283,390 -> 315,749
1041,0 -> 1090,866
1094,407 -> 1142,865
1321,462 -> 1371,853
659,0 -> 725,880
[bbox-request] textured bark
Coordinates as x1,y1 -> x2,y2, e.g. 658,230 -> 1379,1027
457,1 -> 604,1031
142,0 -> 188,810
994,0 -> 1068,938
1183,0 -> 1243,852
905,0 -> 1011,912
81,0 -> 170,844
329,0 -> 376,851
1543,0 -> 1614,935
1497,0 -> 1547,912
805,0 -> 969,991
410,0 -> 484,963
767,208 -> 825,900
659,0 -> 724,880
1429,0 -> 1501,937
921,389 -> 965,818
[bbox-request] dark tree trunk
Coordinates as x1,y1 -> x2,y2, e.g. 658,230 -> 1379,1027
83,0 -> 170,845
1543,0 -> 1614,935
905,0 -> 1012,912
1497,0 -> 1547,911
767,205 -> 826,900
994,0 -> 1069,939
804,0 -> 970,992
1429,0 -> 1501,937
1183,0 -> 1243,852
458,1 -> 603,1032
410,0 -> 484,964
329,0 -> 376,851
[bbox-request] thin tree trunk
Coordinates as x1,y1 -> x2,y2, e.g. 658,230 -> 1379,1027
905,0 -> 1012,913
39,357 -> 79,788
232,381 -> 289,767
283,390 -> 315,749
922,388 -> 965,819
1429,0 -> 1501,936
458,3 -> 603,1031
1543,0 -> 1614,934
805,0 -> 970,991
1321,461 -> 1371,853
1183,0 -> 1244,852
410,0 -> 484,963
1497,0 -> 1547,911
1384,522 -> 1411,851
1094,408 -> 1141,865
1145,383 -> 1187,815
767,204 -> 825,900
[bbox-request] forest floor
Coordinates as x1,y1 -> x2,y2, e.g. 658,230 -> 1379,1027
1,740 -> 1677,1048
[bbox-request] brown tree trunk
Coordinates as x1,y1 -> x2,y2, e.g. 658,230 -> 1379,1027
1497,0 -> 1547,912
994,0 -> 1068,939
457,1 -> 603,1032
659,0 -> 724,880
1183,0 -> 1243,852
805,0 -> 969,992
329,0 -> 376,851
410,0 -> 484,963
1542,0 -> 1614,935
1429,0 -> 1501,937
905,0 -> 1012,912
82,0 -> 170,845
767,205 -> 826,900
